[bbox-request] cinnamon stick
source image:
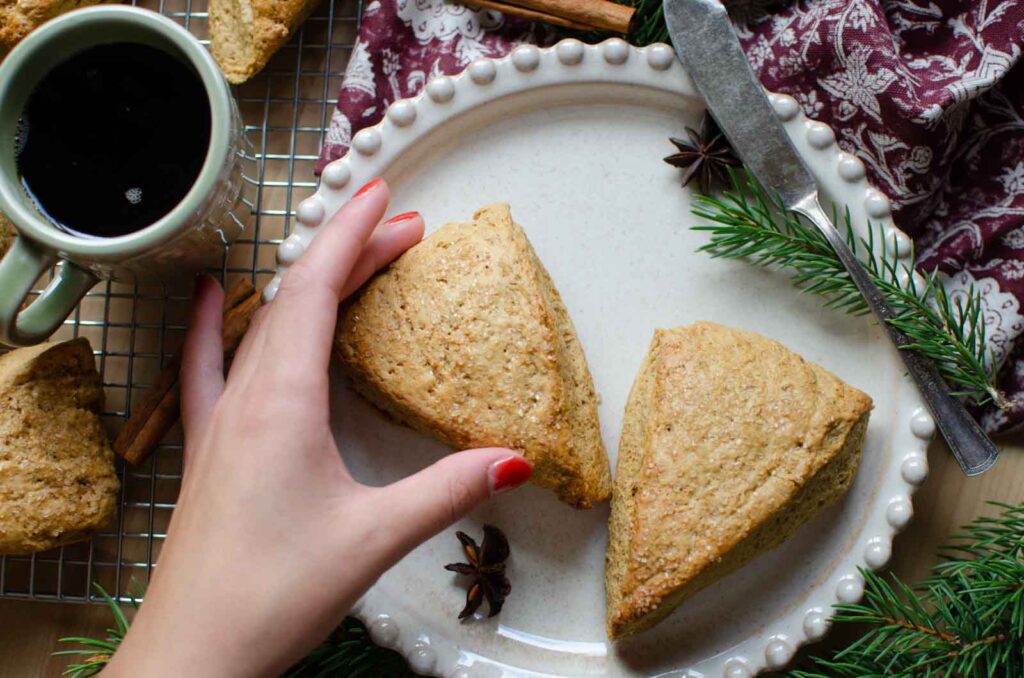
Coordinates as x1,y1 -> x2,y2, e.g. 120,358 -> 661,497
467,0 -> 635,33
114,278 -> 261,465
222,277 -> 259,310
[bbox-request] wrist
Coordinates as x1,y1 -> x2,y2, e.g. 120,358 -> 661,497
103,606 -> 266,678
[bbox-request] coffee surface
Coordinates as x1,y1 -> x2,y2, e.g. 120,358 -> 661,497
16,43 -> 212,238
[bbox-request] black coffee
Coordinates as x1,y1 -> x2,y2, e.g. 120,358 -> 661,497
15,43 -> 212,238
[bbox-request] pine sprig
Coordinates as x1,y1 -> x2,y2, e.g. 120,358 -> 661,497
282,617 -> 417,677
691,171 -> 1005,408
53,581 -> 141,677
791,502 -> 1024,677
628,0 -> 669,46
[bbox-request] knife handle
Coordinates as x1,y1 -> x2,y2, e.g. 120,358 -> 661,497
792,196 -> 999,477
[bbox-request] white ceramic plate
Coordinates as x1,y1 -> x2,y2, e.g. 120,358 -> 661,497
269,40 -> 933,678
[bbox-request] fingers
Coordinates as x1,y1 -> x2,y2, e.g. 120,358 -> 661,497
226,212 -> 420,392
180,275 -> 225,453
367,449 -> 532,559
263,178 -> 390,380
338,212 -> 424,300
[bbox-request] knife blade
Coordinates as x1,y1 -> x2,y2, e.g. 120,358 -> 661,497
663,0 -> 999,476
664,0 -> 814,207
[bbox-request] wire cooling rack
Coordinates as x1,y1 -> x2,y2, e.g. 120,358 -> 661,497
0,0 -> 361,604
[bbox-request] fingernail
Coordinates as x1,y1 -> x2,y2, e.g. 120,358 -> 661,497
353,177 -> 383,199
489,455 -> 532,495
384,211 -> 419,226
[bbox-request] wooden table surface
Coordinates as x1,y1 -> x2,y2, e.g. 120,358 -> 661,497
2,438 -> 1022,677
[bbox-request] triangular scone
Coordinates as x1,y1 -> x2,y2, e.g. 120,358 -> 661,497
335,204 -> 612,509
606,322 -> 871,638
209,0 -> 320,84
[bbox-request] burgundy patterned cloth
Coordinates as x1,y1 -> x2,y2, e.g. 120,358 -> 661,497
317,0 -> 1024,433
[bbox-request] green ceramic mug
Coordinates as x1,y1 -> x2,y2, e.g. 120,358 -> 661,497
0,6 -> 253,347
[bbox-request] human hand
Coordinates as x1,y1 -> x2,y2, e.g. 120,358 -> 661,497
105,178 -> 533,678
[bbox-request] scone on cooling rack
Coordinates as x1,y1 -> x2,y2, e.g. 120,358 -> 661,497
0,0 -> 110,55
605,322 -> 872,639
0,338 -> 119,555
0,212 -> 13,257
209,0 -> 321,84
335,203 -> 612,509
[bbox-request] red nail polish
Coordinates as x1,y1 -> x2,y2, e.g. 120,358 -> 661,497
489,455 -> 532,495
384,211 -> 419,226
353,177 -> 383,198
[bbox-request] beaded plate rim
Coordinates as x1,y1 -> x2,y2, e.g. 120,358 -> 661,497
270,39 -> 931,678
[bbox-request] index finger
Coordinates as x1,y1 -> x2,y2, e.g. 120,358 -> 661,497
263,178 -> 390,381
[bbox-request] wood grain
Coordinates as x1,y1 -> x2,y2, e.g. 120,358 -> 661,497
3,438 -> 1021,676
0,599 -> 126,678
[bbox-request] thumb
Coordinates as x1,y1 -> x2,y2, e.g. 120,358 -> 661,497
373,448 -> 532,558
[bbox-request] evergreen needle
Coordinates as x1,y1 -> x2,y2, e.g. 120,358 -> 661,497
790,502 -> 1024,677
691,171 -> 1004,408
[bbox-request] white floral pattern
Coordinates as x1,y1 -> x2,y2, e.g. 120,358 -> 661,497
819,47 -> 898,123
325,110 -> 352,149
1000,259 -> 1024,280
1001,226 -> 1024,249
846,0 -> 879,31
381,49 -> 402,100
796,90 -> 823,116
1001,162 -> 1024,195
396,0 -> 502,44
342,40 -> 375,98
943,270 -> 1024,370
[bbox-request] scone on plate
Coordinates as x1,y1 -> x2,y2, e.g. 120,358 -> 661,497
605,322 -> 871,639
0,338 -> 119,555
335,203 -> 612,509
209,0 -> 321,84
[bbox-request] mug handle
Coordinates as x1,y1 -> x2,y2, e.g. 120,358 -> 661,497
0,236 -> 98,346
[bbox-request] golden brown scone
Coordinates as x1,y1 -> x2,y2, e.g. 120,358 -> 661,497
0,338 -> 119,555
0,212 -> 13,257
0,0 -> 109,55
336,203 -> 612,509
605,322 -> 871,639
209,0 -> 320,84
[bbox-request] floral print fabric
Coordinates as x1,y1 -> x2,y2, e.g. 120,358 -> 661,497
317,0 -> 1024,432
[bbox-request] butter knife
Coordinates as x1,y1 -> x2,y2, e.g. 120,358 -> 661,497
663,0 -> 999,476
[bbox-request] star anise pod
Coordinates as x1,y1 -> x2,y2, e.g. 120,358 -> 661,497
444,525 -> 511,620
663,114 -> 741,193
